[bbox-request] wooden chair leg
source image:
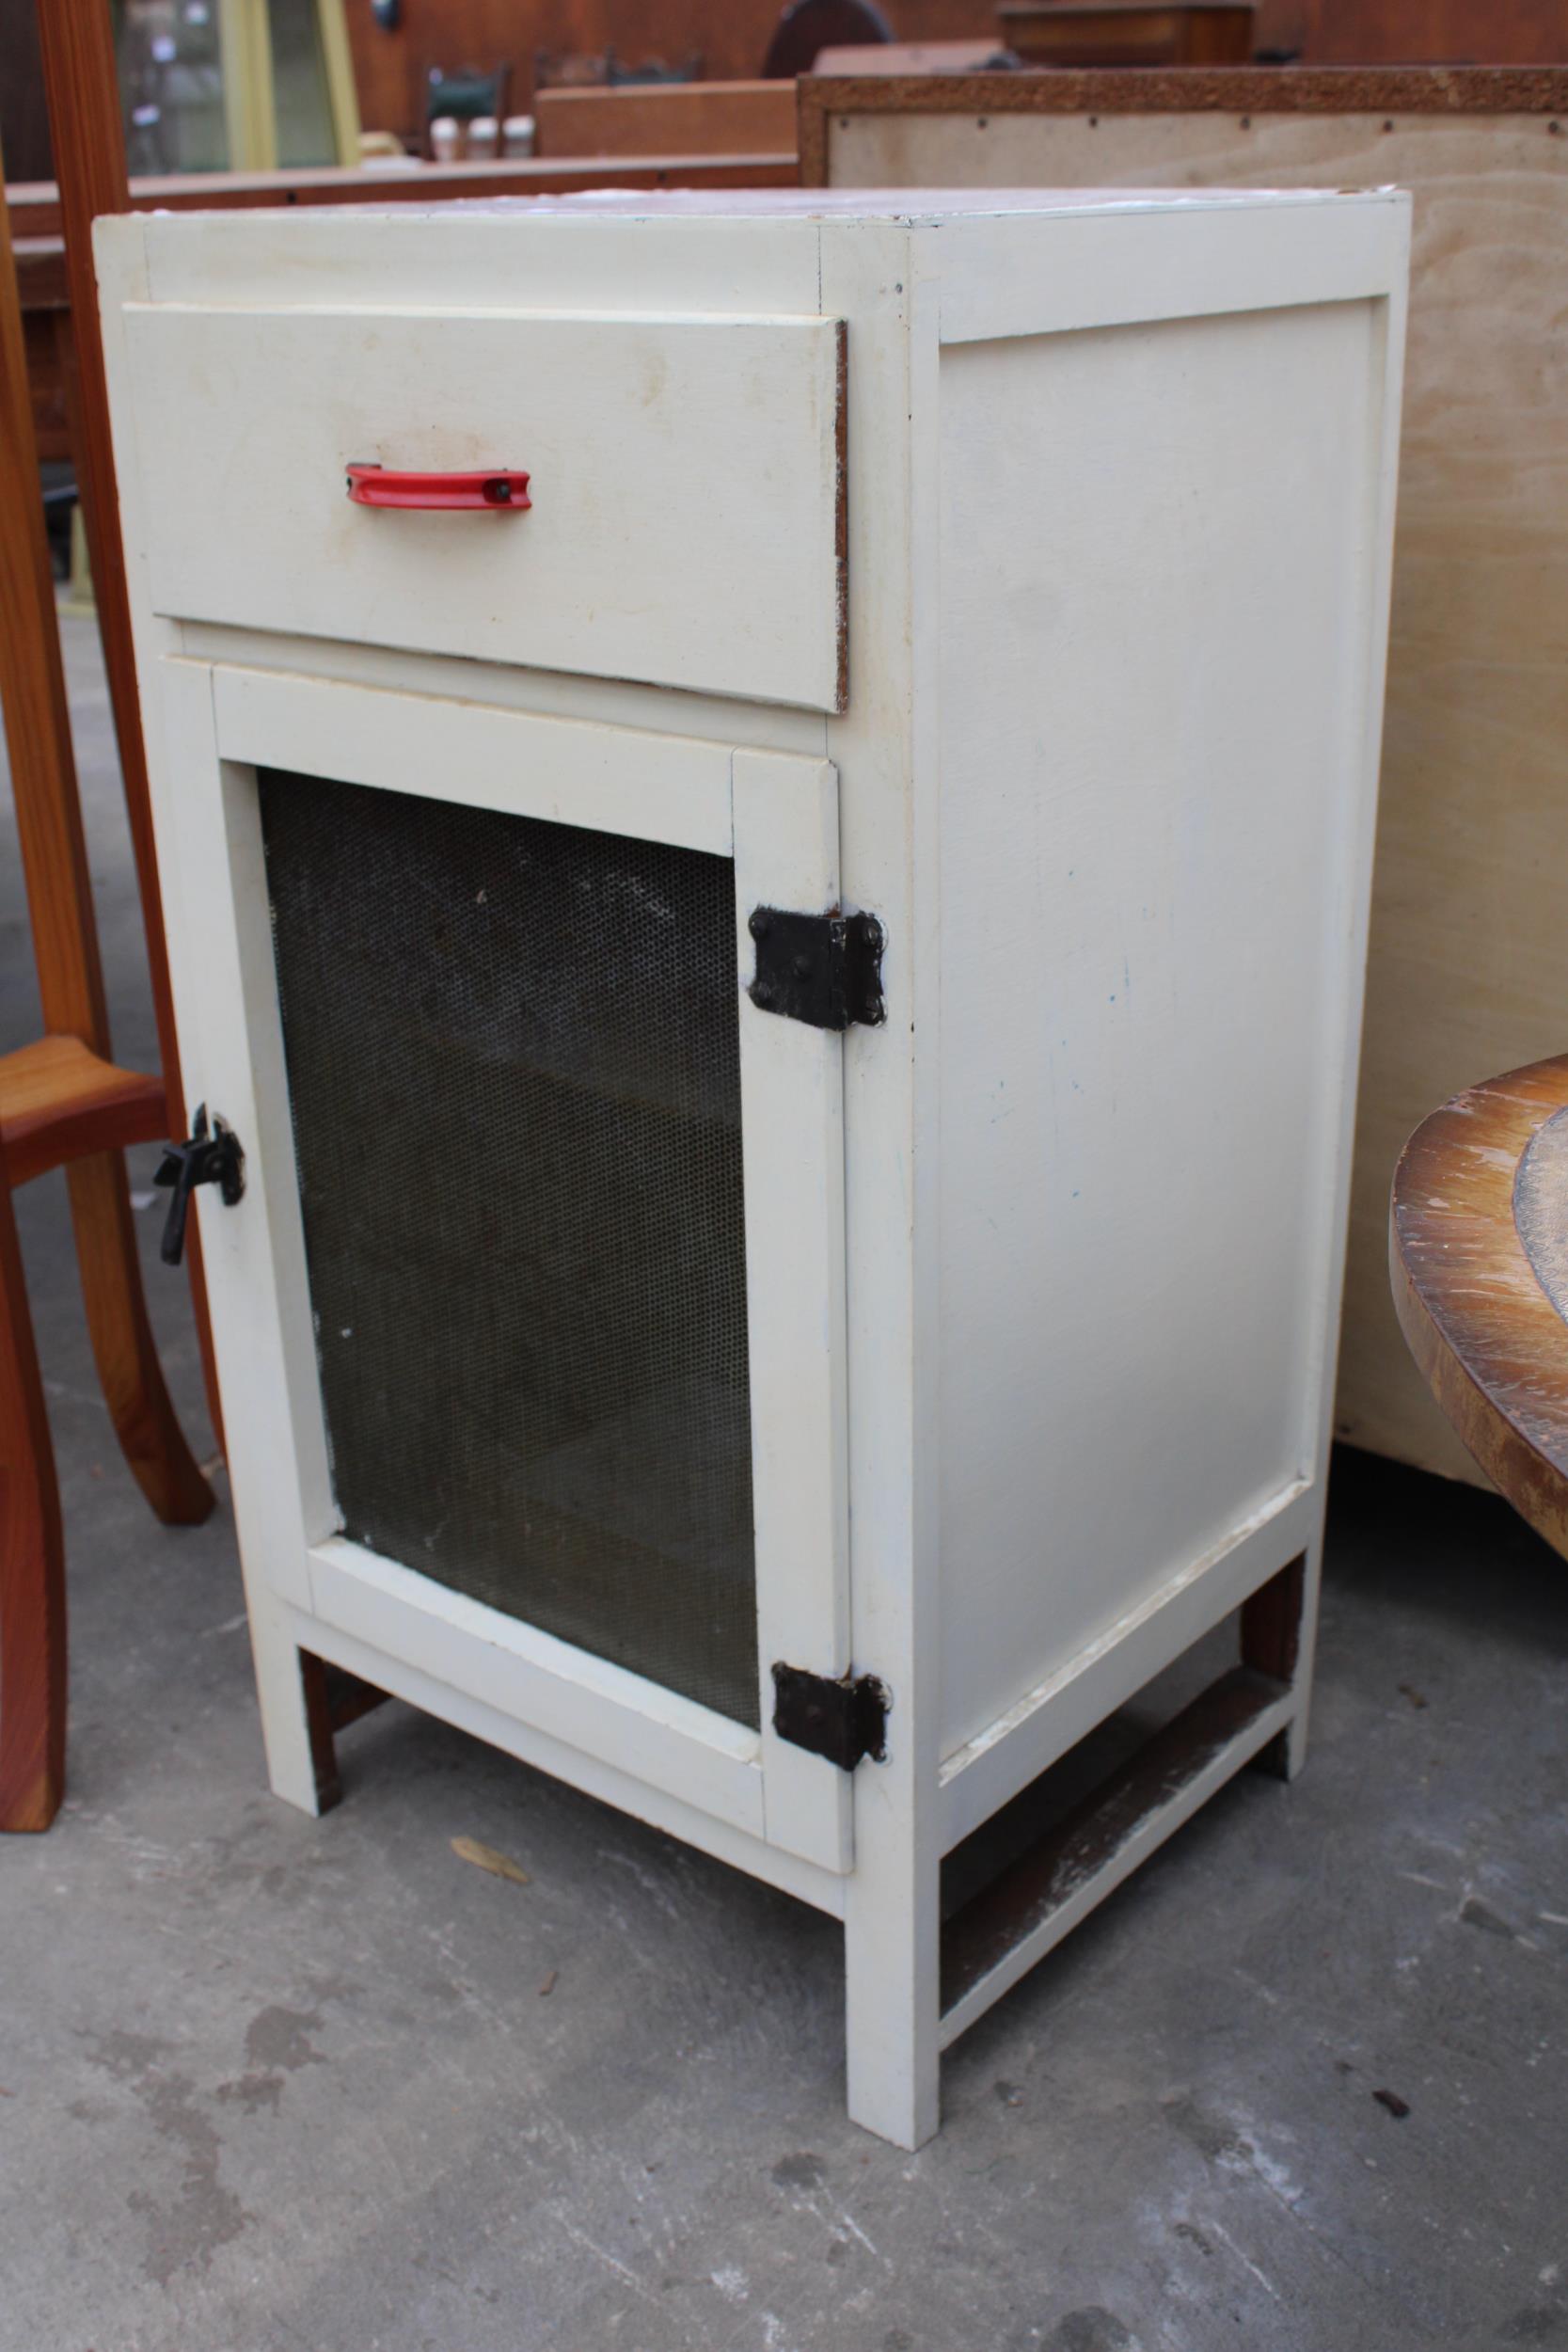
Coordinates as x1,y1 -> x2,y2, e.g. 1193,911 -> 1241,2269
184,1213 -> 226,1464
65,1152 -> 213,1527
0,1179 -> 66,1831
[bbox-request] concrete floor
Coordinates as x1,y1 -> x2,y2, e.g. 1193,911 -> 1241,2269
2,618 -> 1566,2352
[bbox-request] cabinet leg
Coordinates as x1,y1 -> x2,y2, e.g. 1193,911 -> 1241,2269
299,1650 -> 347,1816
844,1809 -> 942,2151
1242,1548 -> 1312,1781
0,1182 -> 67,1831
65,1153 -> 213,1527
244,1592 -> 328,1816
1277,1545 -> 1323,1784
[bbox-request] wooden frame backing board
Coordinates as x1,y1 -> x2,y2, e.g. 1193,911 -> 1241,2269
802,63 -> 1568,1486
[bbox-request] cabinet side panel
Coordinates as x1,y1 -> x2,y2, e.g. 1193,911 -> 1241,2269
937,298 -> 1382,1760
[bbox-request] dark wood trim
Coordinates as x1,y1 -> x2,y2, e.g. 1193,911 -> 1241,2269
7,151 -> 800,244
799,63 -> 1568,183
999,1 -> 1257,70
0,1155 -> 66,1833
1240,1549 -> 1307,1779
941,1665 -> 1289,2015
833,317 -> 848,715
298,1653 -> 389,1814
799,87 -> 830,189
324,1662 -> 389,1735
12,237 -> 67,310
0,144 -> 107,1055
299,1652 -> 344,1816
64,1152 -> 214,1527
531,80 -> 798,163
1240,1549 -> 1307,1684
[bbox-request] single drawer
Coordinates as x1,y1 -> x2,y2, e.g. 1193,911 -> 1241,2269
119,305 -> 847,712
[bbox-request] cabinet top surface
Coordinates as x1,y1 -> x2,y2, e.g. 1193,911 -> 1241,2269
139,184 -> 1404,230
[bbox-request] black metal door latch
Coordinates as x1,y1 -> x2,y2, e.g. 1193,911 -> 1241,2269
748,907 -> 885,1032
772,1661 -> 891,1772
154,1104 -> 245,1266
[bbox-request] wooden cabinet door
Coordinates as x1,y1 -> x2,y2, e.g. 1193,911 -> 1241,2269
157,659 -> 854,1873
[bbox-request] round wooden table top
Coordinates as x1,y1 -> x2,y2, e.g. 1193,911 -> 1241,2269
1391,1052 -> 1568,1559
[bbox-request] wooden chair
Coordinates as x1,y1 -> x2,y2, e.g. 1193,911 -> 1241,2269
1391,1053 -> 1568,1558
424,62 -> 512,154
0,137 -> 212,1834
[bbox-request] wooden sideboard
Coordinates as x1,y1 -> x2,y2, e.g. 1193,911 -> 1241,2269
997,2 -> 1255,66
532,79 -> 797,157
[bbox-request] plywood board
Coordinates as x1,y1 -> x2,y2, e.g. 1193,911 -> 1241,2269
815,72 -> 1568,1484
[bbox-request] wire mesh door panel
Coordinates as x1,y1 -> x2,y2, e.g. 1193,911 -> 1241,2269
259,766 -> 761,1727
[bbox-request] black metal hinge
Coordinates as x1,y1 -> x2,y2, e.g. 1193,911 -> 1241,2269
748,907 -> 885,1032
154,1104 -> 245,1267
772,1662 -> 891,1772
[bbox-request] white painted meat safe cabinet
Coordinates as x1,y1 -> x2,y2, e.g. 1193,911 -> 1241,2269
96,188 -> 1408,2148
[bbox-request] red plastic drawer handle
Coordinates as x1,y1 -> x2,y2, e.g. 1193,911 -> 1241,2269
345,464 -> 531,512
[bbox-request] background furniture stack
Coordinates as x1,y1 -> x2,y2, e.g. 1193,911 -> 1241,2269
997,2 -> 1255,66
531,79 -> 797,157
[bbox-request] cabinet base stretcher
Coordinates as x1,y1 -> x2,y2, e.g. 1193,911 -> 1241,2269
291,1548 -> 1308,2132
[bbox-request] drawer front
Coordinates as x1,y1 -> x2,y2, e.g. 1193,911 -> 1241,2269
121,306 -> 847,711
